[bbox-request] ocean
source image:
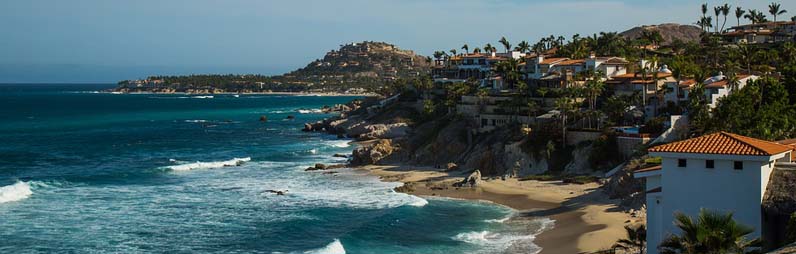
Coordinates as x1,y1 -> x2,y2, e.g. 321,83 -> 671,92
0,84 -> 551,254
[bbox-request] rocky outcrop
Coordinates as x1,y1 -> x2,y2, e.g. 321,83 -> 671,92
359,123 -> 410,140
620,23 -> 703,45
563,144 -> 595,175
763,168 -> 796,250
351,139 -> 395,165
454,170 -> 482,188
445,163 -> 458,172
604,159 -> 645,208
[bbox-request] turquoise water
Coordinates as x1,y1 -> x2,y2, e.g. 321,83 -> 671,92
0,84 -> 549,253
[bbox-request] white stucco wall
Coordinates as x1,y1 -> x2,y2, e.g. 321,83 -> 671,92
644,152 -> 787,254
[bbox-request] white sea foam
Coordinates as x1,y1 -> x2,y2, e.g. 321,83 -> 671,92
167,157 -> 251,171
406,195 -> 428,207
297,109 -> 323,114
0,181 -> 33,203
485,213 -> 513,223
326,140 -> 351,148
184,120 -> 208,123
303,239 -> 345,254
452,218 -> 555,254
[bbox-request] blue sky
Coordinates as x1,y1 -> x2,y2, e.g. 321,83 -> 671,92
0,0 -> 792,83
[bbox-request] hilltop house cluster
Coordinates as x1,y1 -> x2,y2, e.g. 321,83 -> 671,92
431,49 -> 758,141
722,21 -> 796,44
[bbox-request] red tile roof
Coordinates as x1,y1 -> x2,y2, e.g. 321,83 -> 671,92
540,58 -> 568,65
612,72 -> 673,79
704,80 -> 728,89
649,132 -> 793,156
679,79 -> 697,88
556,59 -> 586,66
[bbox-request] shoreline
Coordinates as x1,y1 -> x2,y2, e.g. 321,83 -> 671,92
357,165 -> 643,254
98,91 -> 379,97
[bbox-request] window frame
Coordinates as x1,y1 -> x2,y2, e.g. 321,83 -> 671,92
734,161 -> 743,170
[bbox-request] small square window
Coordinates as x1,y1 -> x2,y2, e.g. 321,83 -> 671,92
734,161 -> 743,170
677,159 -> 687,167
706,160 -> 715,169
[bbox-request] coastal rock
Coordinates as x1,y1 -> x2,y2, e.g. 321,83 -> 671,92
359,123 -> 410,140
351,139 -> 394,165
454,170 -> 482,188
563,144 -> 595,175
260,115 -> 268,122
332,153 -> 348,158
445,163 -> 458,172
314,163 -> 327,170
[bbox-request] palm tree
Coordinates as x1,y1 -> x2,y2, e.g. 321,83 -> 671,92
769,2 -> 787,22
699,16 -> 714,33
433,51 -> 445,61
499,37 -> 511,53
701,3 -> 708,19
714,6 -> 722,33
613,225 -> 646,254
744,9 -> 758,24
720,4 -> 731,32
472,47 -> 481,54
555,97 -> 576,146
449,49 -> 457,57
484,43 -> 496,54
461,44 -> 469,54
735,7 -> 746,26
515,40 -> 531,53
659,209 -> 761,254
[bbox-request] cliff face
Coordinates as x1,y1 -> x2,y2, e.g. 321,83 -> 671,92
763,167 -> 796,250
620,23 -> 703,44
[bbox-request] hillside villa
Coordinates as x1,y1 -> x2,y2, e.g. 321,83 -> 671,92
722,21 -> 796,44
637,132 -> 796,254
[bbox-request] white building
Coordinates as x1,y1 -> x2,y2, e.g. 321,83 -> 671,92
703,73 -> 758,108
638,132 -> 794,254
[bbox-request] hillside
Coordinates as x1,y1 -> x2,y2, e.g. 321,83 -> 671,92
114,41 -> 431,94
620,23 -> 703,45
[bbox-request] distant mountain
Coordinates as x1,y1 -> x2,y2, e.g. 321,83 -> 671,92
114,41 -> 431,94
620,23 -> 703,45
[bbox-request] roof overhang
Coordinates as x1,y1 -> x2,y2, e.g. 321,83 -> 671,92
648,151 -> 786,162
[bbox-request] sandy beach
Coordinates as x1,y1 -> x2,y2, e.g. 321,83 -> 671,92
359,165 -> 644,254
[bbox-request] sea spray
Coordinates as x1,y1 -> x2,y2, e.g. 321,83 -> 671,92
0,182 -> 33,203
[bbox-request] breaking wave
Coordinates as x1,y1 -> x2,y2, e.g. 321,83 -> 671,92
166,157 -> 251,171
302,239 -> 345,254
0,181 -> 33,203
485,213 -> 513,223
325,140 -> 350,148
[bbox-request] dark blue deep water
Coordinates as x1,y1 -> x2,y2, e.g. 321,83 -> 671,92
0,84 -> 549,253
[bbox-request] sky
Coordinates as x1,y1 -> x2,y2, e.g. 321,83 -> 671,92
1,0 -> 793,83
